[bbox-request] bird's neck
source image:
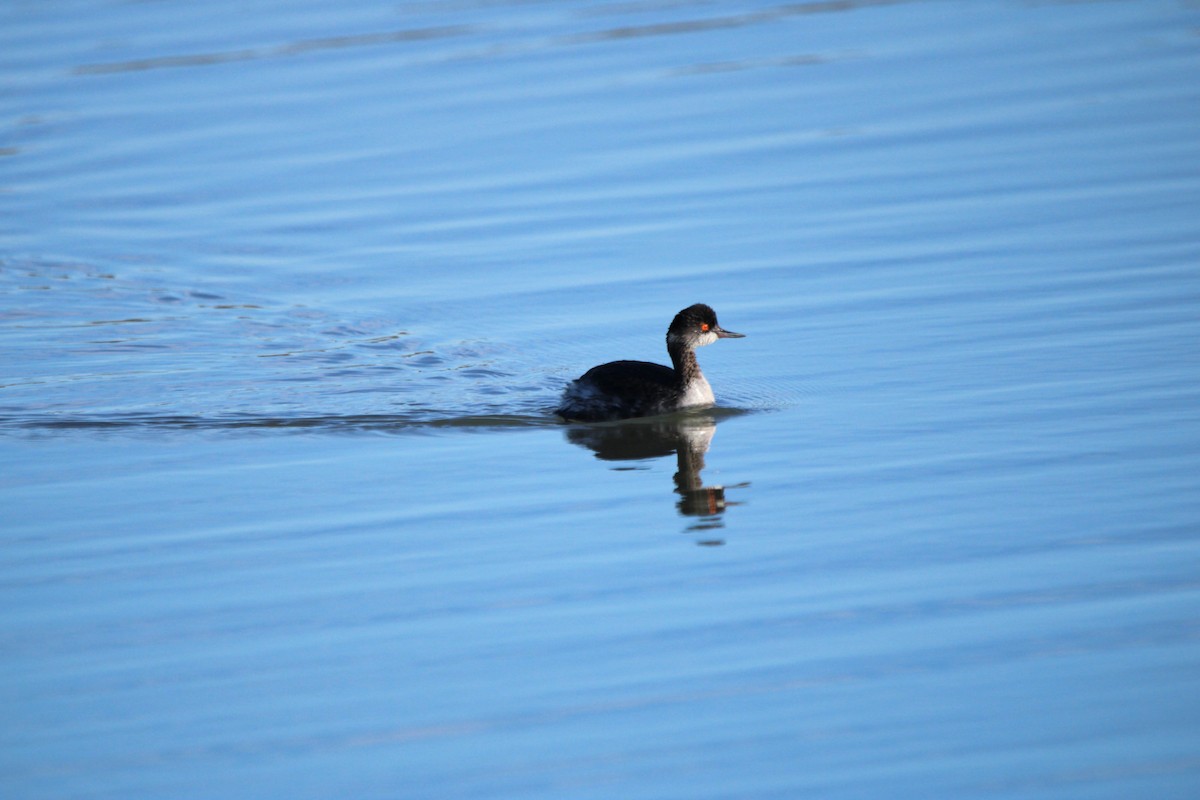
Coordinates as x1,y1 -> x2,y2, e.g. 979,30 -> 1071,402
668,342 -> 702,387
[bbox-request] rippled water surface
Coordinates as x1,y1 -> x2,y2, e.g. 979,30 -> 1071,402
3,1 -> 1200,798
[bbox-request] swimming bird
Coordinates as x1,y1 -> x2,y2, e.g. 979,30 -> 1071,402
556,303 -> 744,421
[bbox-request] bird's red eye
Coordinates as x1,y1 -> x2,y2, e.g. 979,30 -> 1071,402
701,323 -> 710,331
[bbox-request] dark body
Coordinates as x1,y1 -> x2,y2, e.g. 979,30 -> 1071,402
563,360 -> 682,421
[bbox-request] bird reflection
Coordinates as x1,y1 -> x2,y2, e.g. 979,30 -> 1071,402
563,411 -> 745,544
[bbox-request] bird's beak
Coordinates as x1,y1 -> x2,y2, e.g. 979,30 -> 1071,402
715,326 -> 744,339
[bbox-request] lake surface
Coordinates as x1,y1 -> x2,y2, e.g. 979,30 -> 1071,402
3,1 -> 1200,797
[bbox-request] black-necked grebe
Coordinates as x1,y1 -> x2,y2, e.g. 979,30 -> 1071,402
556,303 -> 744,422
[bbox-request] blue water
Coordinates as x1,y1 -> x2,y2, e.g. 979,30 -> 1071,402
3,1 -> 1200,798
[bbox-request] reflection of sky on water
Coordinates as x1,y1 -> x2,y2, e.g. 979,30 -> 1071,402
3,1 -> 1200,798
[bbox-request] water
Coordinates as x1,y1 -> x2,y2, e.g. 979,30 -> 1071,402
3,1 -> 1200,797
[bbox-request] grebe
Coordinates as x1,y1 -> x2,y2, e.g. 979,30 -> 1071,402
556,303 -> 744,422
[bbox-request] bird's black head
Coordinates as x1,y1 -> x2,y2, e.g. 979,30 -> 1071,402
667,304 -> 744,347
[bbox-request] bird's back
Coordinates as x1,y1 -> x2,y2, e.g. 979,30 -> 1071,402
557,360 -> 680,421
